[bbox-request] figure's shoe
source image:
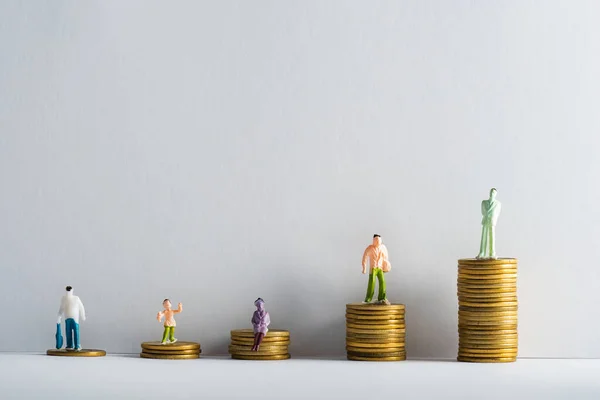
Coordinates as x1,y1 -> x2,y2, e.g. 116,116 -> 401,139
76,346 -> 82,351
170,338 -> 177,344
362,300 -> 371,304
161,341 -> 168,345
65,347 -> 74,351
380,299 -> 391,305
476,254 -> 484,259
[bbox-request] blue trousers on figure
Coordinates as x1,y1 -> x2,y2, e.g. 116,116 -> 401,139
65,318 -> 80,349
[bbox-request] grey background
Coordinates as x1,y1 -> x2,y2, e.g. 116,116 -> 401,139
1,0 -> 599,358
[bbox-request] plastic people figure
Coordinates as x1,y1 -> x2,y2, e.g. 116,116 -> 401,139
251,298 -> 270,351
476,188 -> 502,260
57,286 -> 86,351
362,234 -> 391,305
157,299 -> 183,344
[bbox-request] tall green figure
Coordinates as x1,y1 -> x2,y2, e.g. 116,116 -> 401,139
477,188 -> 502,259
362,234 -> 391,305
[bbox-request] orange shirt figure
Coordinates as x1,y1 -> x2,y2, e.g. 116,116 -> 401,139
361,234 -> 391,305
157,299 -> 183,344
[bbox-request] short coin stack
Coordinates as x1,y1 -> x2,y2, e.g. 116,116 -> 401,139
140,341 -> 201,359
457,258 -> 518,363
345,303 -> 406,361
229,329 -> 291,360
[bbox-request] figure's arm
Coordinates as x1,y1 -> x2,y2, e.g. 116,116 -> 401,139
481,201 -> 486,216
173,303 -> 183,314
251,312 -> 258,325
361,247 -> 370,274
264,312 -> 271,327
157,311 -> 164,322
382,245 -> 391,271
57,297 -> 65,324
78,298 -> 86,322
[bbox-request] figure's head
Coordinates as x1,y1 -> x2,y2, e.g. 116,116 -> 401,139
373,234 -> 382,247
66,286 -> 72,293
163,299 -> 171,309
490,188 -> 497,199
254,298 -> 265,311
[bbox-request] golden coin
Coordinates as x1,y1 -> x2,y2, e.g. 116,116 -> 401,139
346,346 -> 405,353
459,301 -> 518,307
346,323 -> 405,330
230,329 -> 289,337
458,288 -> 517,295
346,327 -> 405,334
346,337 -> 405,344
458,327 -> 518,335
459,334 -> 518,340
457,284 -> 517,290
458,341 -> 519,350
345,314 -> 404,321
347,355 -> 405,361
457,356 -> 516,363
229,342 -> 288,350
141,341 -> 201,351
346,341 -> 405,348
230,340 -> 291,347
140,352 -> 199,360
346,303 -> 405,311
458,258 -> 517,265
231,354 -> 290,361
346,318 -> 405,326
47,349 -> 106,357
458,348 -> 517,358
459,309 -> 518,315
458,292 -> 519,298
458,268 -> 518,275
458,296 -> 518,302
346,308 -> 405,314
459,305 -> 517,311
142,349 -> 201,355
347,351 -> 406,358
458,314 -> 518,321
458,276 -> 517,282
459,346 -> 517,354
229,346 -> 289,356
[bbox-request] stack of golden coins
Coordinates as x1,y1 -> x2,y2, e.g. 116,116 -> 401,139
457,258 -> 518,363
345,303 -> 406,361
140,341 -> 201,359
228,329 -> 290,360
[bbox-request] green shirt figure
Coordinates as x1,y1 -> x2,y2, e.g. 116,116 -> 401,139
477,188 -> 502,260
361,234 -> 391,305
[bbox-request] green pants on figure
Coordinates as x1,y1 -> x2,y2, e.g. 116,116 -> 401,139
161,326 -> 176,344
364,267 -> 387,302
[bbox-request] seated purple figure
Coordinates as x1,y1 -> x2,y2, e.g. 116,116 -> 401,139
251,298 -> 270,351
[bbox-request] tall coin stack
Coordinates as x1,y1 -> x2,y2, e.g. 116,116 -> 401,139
345,303 -> 406,361
457,258 -> 518,363
140,341 -> 201,359
229,329 -> 291,360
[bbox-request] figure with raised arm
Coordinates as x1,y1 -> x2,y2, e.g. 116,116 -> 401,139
157,299 -> 183,344
476,188 -> 502,260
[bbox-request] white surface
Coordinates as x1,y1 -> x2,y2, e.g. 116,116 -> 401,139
1,1 -> 600,358
1,354 -> 599,400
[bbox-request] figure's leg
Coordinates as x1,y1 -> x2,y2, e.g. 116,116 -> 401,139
74,322 -> 81,350
169,327 -> 177,343
489,226 -> 496,259
251,333 -> 259,351
255,333 -> 265,350
161,327 -> 169,344
364,272 -> 375,303
376,269 -> 387,302
477,227 -> 486,258
65,319 -> 74,349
